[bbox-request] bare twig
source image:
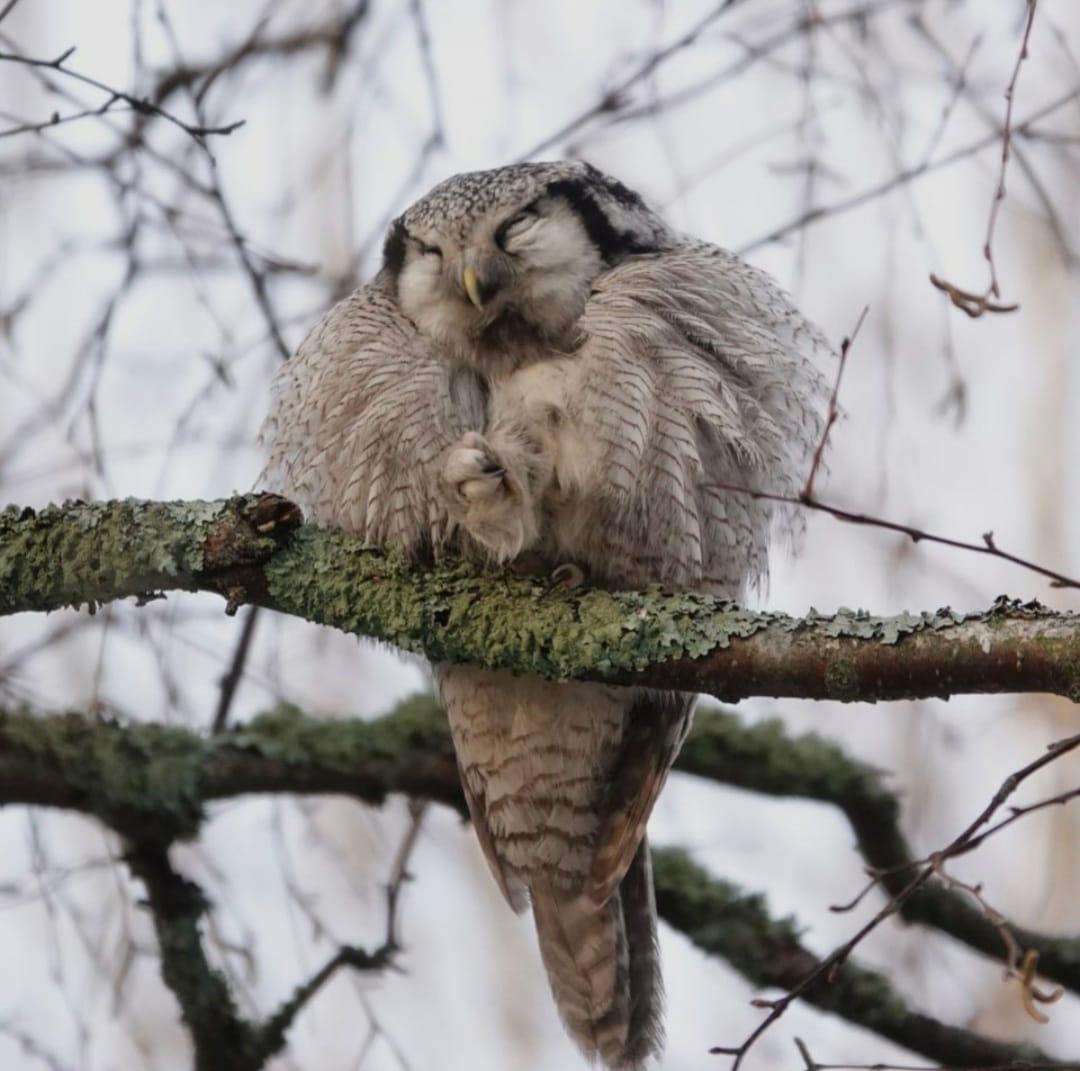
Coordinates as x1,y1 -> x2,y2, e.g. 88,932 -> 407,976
0,100 -> 138,139
152,8 -> 291,361
983,0 -> 1040,298
0,0 -> 23,25
927,0 -> 1040,316
0,46 -> 244,140
740,87 -> 1080,255
707,477 -> 1080,591
928,273 -> 1020,318
789,1036 -> 1069,1071
711,732 -> 1080,1068
801,307 -> 866,500
520,0 -> 736,159
251,798 -> 426,1057
384,800 -> 427,951
211,606 -> 260,734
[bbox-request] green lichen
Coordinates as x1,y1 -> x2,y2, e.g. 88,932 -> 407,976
823,657 -> 861,701
231,695 -> 450,774
0,498 -> 237,614
0,707 -> 207,839
264,541 -> 780,681
6,497 -> 1080,702
807,605 -> 970,645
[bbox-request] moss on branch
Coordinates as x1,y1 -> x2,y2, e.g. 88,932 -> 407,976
3,696 -> 1080,1001
0,696 -> 462,839
2,495 -> 1079,702
652,847 -> 1057,1067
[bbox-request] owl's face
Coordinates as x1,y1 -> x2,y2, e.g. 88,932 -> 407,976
382,162 -> 671,366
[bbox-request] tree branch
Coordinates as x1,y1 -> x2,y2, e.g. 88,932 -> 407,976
0,697 -> 464,838
677,712 -> 1080,992
652,848 -> 1060,1068
124,840 -> 259,1071
1,495 -> 1078,703
3,696 -> 1079,1000
5,695 -> 1074,1066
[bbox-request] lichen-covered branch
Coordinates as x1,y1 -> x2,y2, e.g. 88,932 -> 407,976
0,697 -> 464,839
3,697 -> 1079,1002
2,495 -> 1079,703
676,712 -> 1080,990
124,839 -> 394,1071
5,698 -> 1071,1066
651,848 -> 1058,1068
123,841 -> 258,1071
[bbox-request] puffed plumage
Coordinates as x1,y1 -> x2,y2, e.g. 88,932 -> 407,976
262,160 -> 830,1068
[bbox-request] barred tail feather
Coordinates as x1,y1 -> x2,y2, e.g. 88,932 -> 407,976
620,838 -> 664,1065
531,840 -> 663,1069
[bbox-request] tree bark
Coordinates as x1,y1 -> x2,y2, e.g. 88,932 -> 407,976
2,494 -> 1078,703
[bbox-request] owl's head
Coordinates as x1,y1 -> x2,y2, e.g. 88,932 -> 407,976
381,161 -> 671,366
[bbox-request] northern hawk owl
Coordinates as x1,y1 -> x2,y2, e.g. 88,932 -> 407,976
262,161 -> 830,1069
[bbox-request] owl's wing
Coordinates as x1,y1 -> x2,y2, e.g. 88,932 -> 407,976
588,689 -> 693,906
455,753 -> 530,914
541,244 -> 830,903
261,274 -> 485,549
565,240 -> 832,596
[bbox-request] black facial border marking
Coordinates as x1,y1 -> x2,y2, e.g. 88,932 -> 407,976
546,178 -> 660,265
382,217 -> 408,277
582,162 -> 649,213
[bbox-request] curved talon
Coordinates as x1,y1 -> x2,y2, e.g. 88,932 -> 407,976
547,562 -> 587,593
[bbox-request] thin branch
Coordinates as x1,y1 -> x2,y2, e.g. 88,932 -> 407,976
676,707 -> 1080,995
253,802 -> 418,1059
789,1039 -> 1069,1071
384,800 -> 427,950
0,100 -> 138,139
211,606 -> 260,734
152,9 -> 291,361
923,0 -> 1040,316
801,306 -> 866,500
739,86 -> 1080,255
983,0 -> 1040,300
146,0 -> 370,110
0,0 -> 23,25
652,849 -> 1059,1069
0,47 -> 244,140
254,944 -> 391,1058
708,732 -> 1080,1068
519,0 -> 735,159
706,478 -> 1080,591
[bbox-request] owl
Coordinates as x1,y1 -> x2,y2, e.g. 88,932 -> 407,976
262,161 -> 830,1068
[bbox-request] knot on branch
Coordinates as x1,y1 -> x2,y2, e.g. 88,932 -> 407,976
199,493 -> 303,613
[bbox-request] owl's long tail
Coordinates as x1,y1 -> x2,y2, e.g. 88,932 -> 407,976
530,838 -> 663,1070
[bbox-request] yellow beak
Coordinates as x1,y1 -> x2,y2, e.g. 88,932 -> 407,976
462,266 -> 484,310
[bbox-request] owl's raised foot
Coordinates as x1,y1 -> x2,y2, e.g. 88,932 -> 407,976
442,432 -> 506,502
441,431 -> 536,561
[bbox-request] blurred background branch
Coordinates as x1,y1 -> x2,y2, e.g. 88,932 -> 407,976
2,693 -> 1079,1067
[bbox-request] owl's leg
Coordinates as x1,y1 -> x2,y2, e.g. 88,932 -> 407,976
441,429 -> 540,561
